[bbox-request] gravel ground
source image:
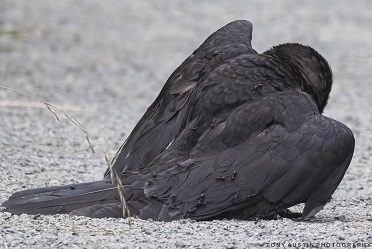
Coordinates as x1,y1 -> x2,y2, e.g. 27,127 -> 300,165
1,1 -> 372,248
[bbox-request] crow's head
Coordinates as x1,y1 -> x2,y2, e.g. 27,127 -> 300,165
264,43 -> 333,113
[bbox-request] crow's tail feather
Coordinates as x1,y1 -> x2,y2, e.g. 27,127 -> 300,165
1,180 -> 124,217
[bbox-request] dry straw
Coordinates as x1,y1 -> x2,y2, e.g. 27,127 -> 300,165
1,85 -> 131,225
0,85 -> 94,153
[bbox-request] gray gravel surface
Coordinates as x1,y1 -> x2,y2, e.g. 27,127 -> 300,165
1,1 -> 372,248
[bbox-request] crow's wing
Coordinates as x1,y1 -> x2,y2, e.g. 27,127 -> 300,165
142,92 -> 355,220
106,20 -> 257,177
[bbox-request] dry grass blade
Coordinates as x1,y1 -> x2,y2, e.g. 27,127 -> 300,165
0,85 -> 94,153
2,85 -> 130,224
64,112 -> 94,154
105,152 -> 132,226
45,104 -> 60,122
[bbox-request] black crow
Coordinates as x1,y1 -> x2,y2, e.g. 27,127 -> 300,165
2,20 -> 355,221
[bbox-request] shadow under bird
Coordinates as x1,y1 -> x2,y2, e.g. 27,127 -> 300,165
2,20 -> 355,221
